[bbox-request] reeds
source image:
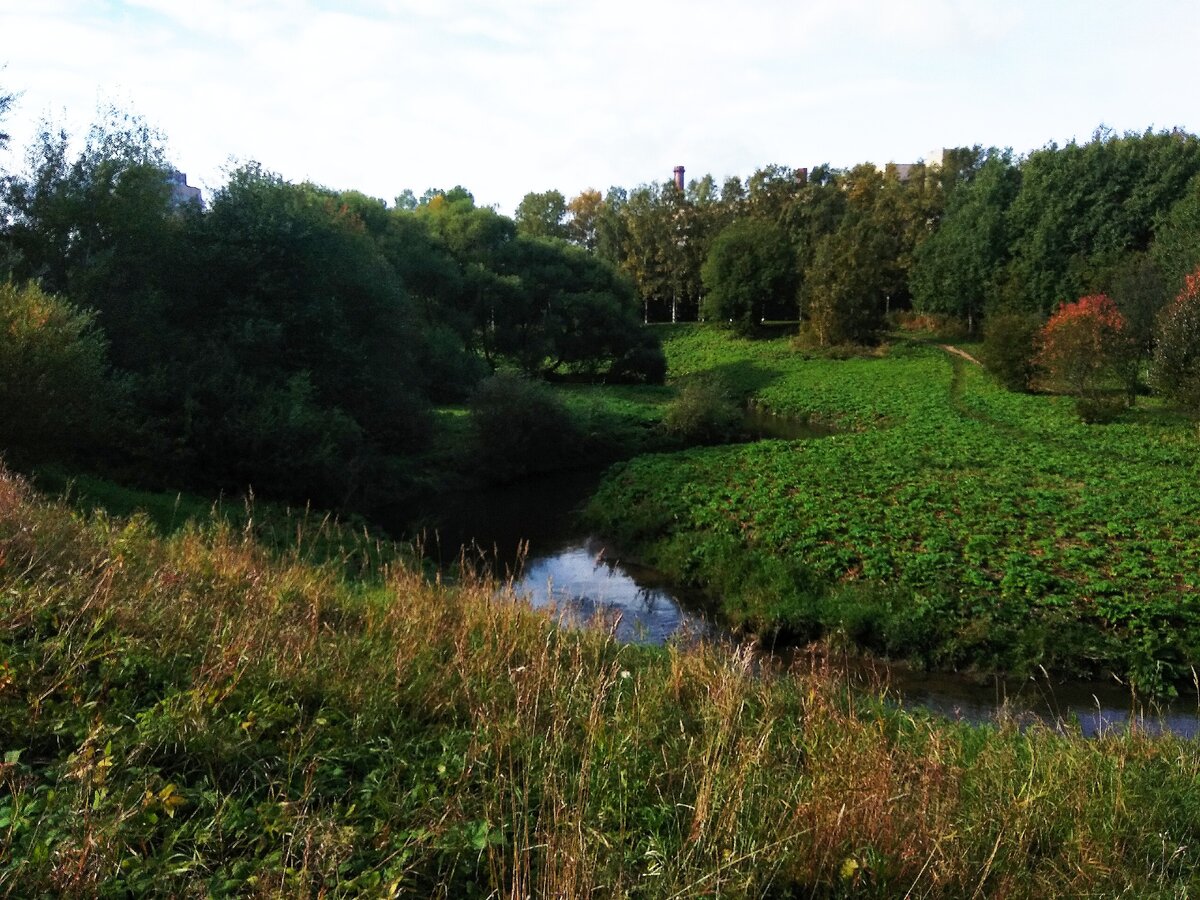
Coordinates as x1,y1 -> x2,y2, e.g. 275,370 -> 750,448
3,467 -> 1200,897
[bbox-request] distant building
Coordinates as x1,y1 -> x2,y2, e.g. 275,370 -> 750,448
673,165 -> 685,191
167,170 -> 204,210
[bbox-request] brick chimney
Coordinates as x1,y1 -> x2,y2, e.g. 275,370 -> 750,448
673,165 -> 685,191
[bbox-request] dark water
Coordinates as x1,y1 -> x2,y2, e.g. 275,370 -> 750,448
391,423 -> 1200,737
741,404 -> 839,441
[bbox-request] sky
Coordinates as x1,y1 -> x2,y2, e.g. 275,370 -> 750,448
2,0 -> 1198,215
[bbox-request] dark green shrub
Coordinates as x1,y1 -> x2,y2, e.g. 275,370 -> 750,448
661,378 -> 743,445
607,332 -> 667,385
418,324 -> 490,402
1074,394 -> 1125,424
0,280 -> 117,466
466,373 -> 581,482
980,311 -> 1041,391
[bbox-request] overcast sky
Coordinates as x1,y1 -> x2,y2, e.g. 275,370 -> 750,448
2,0 -> 1198,214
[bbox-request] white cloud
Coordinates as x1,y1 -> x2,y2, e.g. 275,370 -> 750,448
0,0 -> 1196,211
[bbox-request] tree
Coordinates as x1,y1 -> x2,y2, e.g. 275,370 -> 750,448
1035,294 -> 1131,400
1107,252 -> 1169,395
1151,174 -> 1200,296
701,218 -> 797,333
514,189 -> 567,240
980,311 -> 1041,392
1005,129 -> 1200,315
1150,267 -> 1200,415
394,188 -> 418,210
566,188 -> 603,250
497,235 -> 656,378
910,151 -> 1020,331
802,220 -> 892,346
0,78 -> 14,151
0,280 -> 116,466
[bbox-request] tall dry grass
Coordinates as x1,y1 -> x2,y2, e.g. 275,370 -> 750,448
3,466 -> 1200,897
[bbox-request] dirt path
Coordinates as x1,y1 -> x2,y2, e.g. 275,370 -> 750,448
940,344 -> 982,367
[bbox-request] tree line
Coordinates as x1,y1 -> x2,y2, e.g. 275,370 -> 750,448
518,130 -> 1200,356
0,102 -> 662,507
4,84 -> 1200,508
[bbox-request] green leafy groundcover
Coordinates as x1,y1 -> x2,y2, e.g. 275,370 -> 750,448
588,328 -> 1200,692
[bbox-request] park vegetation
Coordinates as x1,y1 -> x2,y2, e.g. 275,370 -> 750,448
7,468 -> 1200,896
9,79 -> 1200,895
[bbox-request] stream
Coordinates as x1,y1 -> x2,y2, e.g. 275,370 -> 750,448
393,411 -> 1200,738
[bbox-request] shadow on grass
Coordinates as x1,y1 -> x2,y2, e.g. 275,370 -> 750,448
673,359 -> 783,399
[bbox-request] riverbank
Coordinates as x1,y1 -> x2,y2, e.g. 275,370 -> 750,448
5,467 -> 1200,896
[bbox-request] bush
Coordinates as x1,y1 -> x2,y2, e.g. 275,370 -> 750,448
1034,294 -> 1132,400
980,311 -> 1041,391
0,280 -> 117,466
661,378 -> 743,445
1150,266 -> 1200,414
466,373 -> 582,482
607,331 -> 668,385
418,324 -> 490,402
1074,394 -> 1126,424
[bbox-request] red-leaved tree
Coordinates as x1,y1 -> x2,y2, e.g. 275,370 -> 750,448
1035,294 -> 1131,401
1151,266 -> 1200,415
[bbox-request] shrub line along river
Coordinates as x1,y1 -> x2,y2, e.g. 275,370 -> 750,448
394,409 -> 1200,739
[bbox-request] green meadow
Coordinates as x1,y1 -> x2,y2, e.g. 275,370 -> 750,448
588,327 -> 1200,693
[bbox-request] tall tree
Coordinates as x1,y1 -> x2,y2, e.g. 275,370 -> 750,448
565,188 -> 603,250
1151,174 -> 1200,295
910,151 -> 1020,329
701,218 -> 797,333
514,189 -> 568,240
1004,129 -> 1200,314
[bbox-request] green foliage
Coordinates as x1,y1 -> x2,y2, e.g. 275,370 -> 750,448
0,281 -> 117,466
1151,268 -> 1200,414
800,163 -> 936,346
466,373 -> 582,482
802,220 -> 892,345
980,311 -> 1042,391
910,151 -> 1020,329
1152,173 -> 1200,295
588,328 -> 1200,687
514,189 -> 567,240
700,217 -> 797,333
607,329 -> 667,385
1004,129 -> 1200,315
660,378 -> 743,445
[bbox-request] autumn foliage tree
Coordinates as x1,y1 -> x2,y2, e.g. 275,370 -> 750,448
1151,267 -> 1200,415
1035,294 -> 1132,418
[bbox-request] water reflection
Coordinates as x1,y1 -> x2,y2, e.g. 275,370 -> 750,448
512,537 -> 712,645
883,667 -> 1200,738
393,469 -> 1200,738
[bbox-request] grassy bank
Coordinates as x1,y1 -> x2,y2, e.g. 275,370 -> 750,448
5,468 -> 1200,896
587,327 -> 1200,692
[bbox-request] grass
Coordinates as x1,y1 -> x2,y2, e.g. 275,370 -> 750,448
587,326 -> 1200,692
6,467 -> 1200,896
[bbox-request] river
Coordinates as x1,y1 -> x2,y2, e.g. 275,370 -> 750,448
394,419 -> 1200,738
